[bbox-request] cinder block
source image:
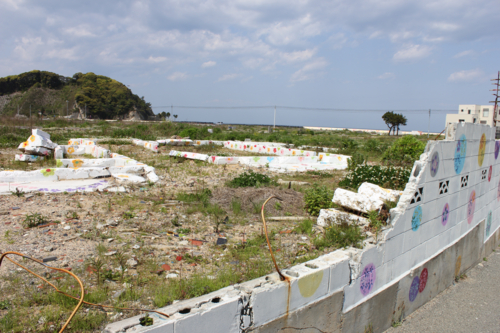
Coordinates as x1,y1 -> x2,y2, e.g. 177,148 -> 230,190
383,233 -> 404,264
174,294 -> 241,333
318,250 -> 350,293
390,250 -> 412,280
409,242 -> 427,268
250,289 -> 343,333
341,283 -> 398,333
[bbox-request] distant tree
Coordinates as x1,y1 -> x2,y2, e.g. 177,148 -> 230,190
382,111 -> 407,135
166,112 -> 171,120
159,111 -> 167,120
173,114 -> 178,121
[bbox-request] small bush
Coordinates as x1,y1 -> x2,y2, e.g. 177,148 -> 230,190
304,184 -> 333,216
338,165 -> 410,191
22,213 -> 49,228
227,170 -> 276,188
294,219 -> 314,236
347,152 -> 366,171
314,223 -> 364,250
382,135 -> 425,165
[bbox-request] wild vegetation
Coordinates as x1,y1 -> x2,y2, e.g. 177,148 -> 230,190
0,70 -> 153,119
0,119 -> 435,332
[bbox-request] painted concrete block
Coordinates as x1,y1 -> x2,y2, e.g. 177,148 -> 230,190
319,251 -> 351,293
390,251 -> 413,281
382,233 -> 404,264
173,295 -> 241,333
332,188 -> 384,214
15,154 -> 44,162
250,289 -> 343,333
341,283 -> 398,333
409,242 -> 427,268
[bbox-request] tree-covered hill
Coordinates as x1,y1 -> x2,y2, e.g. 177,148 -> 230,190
0,70 -> 154,119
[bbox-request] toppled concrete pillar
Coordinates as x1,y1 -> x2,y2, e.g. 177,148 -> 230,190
357,182 -> 402,203
317,208 -> 370,227
332,188 -> 384,213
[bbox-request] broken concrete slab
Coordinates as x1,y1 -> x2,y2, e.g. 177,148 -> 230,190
332,188 -> 384,214
317,208 -> 370,227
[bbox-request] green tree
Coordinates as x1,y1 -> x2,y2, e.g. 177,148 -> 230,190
166,112 -> 171,120
382,111 -> 407,135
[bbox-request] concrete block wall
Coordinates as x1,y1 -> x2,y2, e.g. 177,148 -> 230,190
224,141 -> 316,156
106,122 -> 500,333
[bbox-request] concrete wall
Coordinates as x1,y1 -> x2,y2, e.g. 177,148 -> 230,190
105,122 -> 500,333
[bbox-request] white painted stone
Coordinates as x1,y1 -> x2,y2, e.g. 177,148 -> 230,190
357,183 -> 402,203
332,188 -> 384,214
317,209 -> 369,227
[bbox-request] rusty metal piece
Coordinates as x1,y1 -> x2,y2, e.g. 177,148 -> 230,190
260,195 -> 287,281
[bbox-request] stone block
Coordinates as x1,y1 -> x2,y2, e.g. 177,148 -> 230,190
357,182 -> 402,203
382,233 -> 404,264
317,209 -> 369,228
332,188 -> 384,213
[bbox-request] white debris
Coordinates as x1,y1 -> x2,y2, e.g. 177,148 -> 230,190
332,188 -> 384,214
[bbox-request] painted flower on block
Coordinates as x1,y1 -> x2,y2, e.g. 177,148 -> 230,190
41,169 -> 55,177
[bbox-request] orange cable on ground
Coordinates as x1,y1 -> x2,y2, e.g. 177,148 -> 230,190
0,251 -> 169,333
260,195 -> 286,281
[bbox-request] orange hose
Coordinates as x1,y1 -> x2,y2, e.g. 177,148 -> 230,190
0,251 -> 169,333
260,195 -> 286,281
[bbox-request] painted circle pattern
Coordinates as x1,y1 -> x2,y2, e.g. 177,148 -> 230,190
495,141 -> 500,160
442,203 -> 450,226
360,263 -> 376,296
454,134 -> 467,174
478,133 -> 486,166
488,166 -> 493,182
467,190 -> 476,224
419,268 -> 428,293
412,206 -> 423,231
486,211 -> 492,237
430,151 -> 439,177
409,276 -> 420,302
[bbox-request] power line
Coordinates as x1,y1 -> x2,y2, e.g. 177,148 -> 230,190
151,105 -> 454,113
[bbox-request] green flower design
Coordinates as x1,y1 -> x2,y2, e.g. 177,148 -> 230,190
41,168 -> 55,177
253,157 -> 261,162
56,159 -> 63,167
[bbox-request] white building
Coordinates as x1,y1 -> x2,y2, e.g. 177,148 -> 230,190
446,104 -> 498,127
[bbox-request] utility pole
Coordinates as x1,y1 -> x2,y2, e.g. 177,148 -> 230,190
428,109 -> 431,138
490,71 -> 500,128
274,105 -> 276,129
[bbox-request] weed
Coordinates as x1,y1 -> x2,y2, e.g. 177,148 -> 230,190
0,300 -> 10,310
206,204 -> 227,233
294,219 -> 314,236
66,211 -> 79,219
227,170 -> 277,188
177,228 -> 191,235
86,256 -> 105,285
10,188 -> 24,197
123,211 -> 136,219
391,320 -> 402,328
367,210 -> 383,240
364,323 -> 373,333
230,198 -> 243,215
483,257 -> 487,261
250,200 -> 264,214
338,165 -> 410,191
347,152 -> 366,171
140,314 -> 154,326
314,221 -> 364,250
172,216 -> 181,227
22,213 -> 49,228
304,184 -> 333,216
382,135 -> 426,166
274,201 -> 282,210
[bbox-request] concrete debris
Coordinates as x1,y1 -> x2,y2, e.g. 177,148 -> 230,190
317,208 -> 370,227
332,188 -> 384,214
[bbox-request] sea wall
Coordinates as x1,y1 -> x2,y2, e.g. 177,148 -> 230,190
105,122 -> 500,333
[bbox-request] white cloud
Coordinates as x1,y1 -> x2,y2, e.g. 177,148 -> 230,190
453,50 -> 474,58
258,14 -> 322,46
447,69 -> 484,82
217,73 -> 240,82
290,58 -> 327,82
167,72 -> 188,81
63,26 -> 96,37
378,72 -> 395,80
393,44 -> 432,61
147,56 -> 167,63
201,60 -> 216,68
280,49 -> 316,63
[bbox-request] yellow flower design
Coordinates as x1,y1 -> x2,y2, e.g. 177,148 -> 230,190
67,147 -> 75,154
72,159 -> 84,168
29,135 -> 35,142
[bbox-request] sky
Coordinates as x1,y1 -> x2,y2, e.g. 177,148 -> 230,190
1,0 -> 499,132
